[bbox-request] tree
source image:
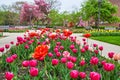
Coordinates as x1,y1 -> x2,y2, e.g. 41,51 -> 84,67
80,0 -> 120,27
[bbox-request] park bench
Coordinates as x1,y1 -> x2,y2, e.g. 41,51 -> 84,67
104,27 -> 116,30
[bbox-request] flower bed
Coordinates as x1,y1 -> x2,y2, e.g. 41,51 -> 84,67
0,29 -> 120,80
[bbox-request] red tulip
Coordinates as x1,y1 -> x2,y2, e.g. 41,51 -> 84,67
6,57 -> 14,63
29,67 -> 38,77
22,60 -> 29,67
5,44 -> 10,49
70,70 -> 79,79
83,33 -> 91,38
52,59 -> 59,66
90,57 -> 99,65
79,60 -> 86,66
82,38 -> 86,41
90,72 -> 101,80
94,50 -> 99,54
5,72 -> 14,80
93,43 -> 98,47
103,63 -> 115,71
79,72 -> 86,79
29,60 -> 37,67
108,52 -> 115,58
84,45 -> 89,50
61,57 -> 67,63
66,61 -> 74,69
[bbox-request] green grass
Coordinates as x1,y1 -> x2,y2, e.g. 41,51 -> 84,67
91,36 -> 120,46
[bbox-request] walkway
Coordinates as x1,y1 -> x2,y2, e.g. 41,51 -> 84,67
0,33 -> 120,58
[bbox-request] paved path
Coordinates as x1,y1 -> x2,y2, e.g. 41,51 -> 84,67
0,33 -> 120,58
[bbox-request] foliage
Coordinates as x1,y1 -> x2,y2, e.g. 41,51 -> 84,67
81,0 -> 120,27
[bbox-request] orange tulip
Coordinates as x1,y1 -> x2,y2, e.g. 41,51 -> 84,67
63,29 -> 72,37
32,45 -> 48,60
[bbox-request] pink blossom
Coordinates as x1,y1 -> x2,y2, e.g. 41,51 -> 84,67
72,48 -> 78,54
90,57 -> 99,65
5,72 -> 14,80
52,59 -> 59,66
79,60 -> 86,66
103,63 -> 115,71
29,67 -> 38,77
11,54 -> 17,59
90,72 -> 101,80
80,48 -> 86,53
70,44 -> 75,50
48,52 -> 53,57
22,60 -> 29,67
93,43 -> 98,47
0,47 -> 4,52
61,57 -> 67,63
6,57 -> 14,63
99,46 -> 103,51
59,46 -> 64,50
56,52 -> 61,57
5,44 -> 10,49
63,51 -> 70,58
66,61 -> 74,69
10,41 -> 14,45
94,50 -> 99,54
70,70 -> 79,79
108,52 -> 115,58
29,60 -> 37,67
79,72 -> 86,79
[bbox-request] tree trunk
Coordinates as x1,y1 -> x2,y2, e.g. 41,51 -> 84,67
95,19 -> 99,30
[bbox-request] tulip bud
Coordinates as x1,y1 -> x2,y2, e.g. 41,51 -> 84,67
29,60 -> 37,67
5,72 -> 14,80
70,70 -> 79,79
79,72 -> 86,79
52,59 -> 59,66
29,67 -> 38,77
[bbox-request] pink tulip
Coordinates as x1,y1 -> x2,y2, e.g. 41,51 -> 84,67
61,57 -> 67,63
72,48 -> 78,54
6,57 -> 14,63
79,72 -> 86,79
11,54 -> 17,59
108,52 -> 115,58
81,48 -> 86,53
70,57 -> 77,63
28,41 -> 32,45
79,60 -> 86,66
90,57 -> 99,65
38,57 -> 44,61
29,67 -> 38,77
94,50 -> 99,54
56,52 -> 61,57
56,42 -> 61,46
5,72 -> 14,80
63,51 -> 70,57
70,44 -> 75,50
24,44 -> 29,49
90,72 -> 101,80
37,42 -> 41,45
22,60 -> 29,67
70,70 -> 79,79
0,47 -> 4,52
99,46 -> 103,51
48,52 -> 53,57
54,48 -> 59,53
52,59 -> 59,66
84,45 -> 89,50
5,44 -> 10,49
82,38 -> 86,41
17,36 -> 23,42
101,60 -> 106,66
66,61 -> 74,69
29,60 -> 37,67
59,46 -> 64,50
76,40 -> 80,45
103,63 -> 115,71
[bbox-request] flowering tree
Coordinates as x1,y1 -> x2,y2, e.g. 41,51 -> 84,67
20,0 -> 50,27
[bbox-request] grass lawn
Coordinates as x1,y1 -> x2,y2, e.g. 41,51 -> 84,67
91,36 -> 120,46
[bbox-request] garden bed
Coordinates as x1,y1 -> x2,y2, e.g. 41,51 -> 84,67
0,29 -> 120,80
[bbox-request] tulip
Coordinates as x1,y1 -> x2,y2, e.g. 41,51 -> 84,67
6,57 -> 14,63
56,52 -> 61,57
108,52 -> 114,58
61,57 -> 67,63
0,47 -> 4,52
38,57 -> 44,61
94,50 -> 99,54
22,60 -> 29,67
101,60 -> 106,66
29,67 -> 38,77
90,57 -> 99,65
76,40 -> 80,45
54,48 -> 59,53
24,44 -> 29,49
81,48 -> 86,53
63,51 -> 70,57
93,44 -> 98,47
113,54 -> 120,61
72,48 -> 78,54
82,38 -> 86,41
79,72 -> 86,79
103,63 -> 115,71
11,54 -> 17,59
70,70 -> 79,79
37,42 -> 41,45
56,42 -> 61,46
84,45 -> 89,50
28,41 -> 32,45
5,44 -> 10,49
10,41 -> 14,45
70,57 -> 77,63
52,59 -> 59,66
79,60 -> 86,66
29,60 -> 37,67
66,61 -> 74,69
5,72 -> 14,80
70,44 -> 75,50
59,46 -> 64,50
48,52 -> 53,57
90,72 -> 101,80
99,46 -> 103,51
